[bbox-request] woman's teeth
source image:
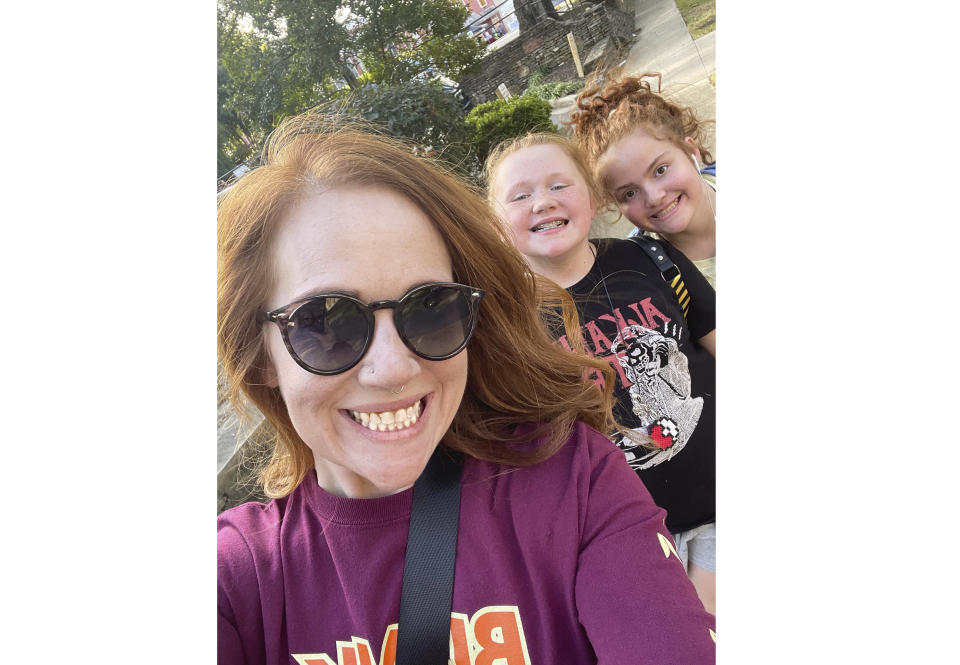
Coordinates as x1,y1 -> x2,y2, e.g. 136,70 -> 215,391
652,197 -> 680,219
350,400 -> 422,432
532,219 -> 568,232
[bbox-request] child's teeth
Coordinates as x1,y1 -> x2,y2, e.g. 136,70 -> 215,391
655,199 -> 679,218
534,219 -> 566,232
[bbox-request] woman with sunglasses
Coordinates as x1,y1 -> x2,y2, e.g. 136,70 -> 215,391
217,112 -> 715,664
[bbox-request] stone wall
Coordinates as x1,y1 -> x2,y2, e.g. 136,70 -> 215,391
460,1 -> 635,107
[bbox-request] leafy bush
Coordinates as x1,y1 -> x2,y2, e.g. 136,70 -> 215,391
331,80 -> 479,176
466,94 -> 557,163
525,80 -> 584,100
526,64 -> 551,88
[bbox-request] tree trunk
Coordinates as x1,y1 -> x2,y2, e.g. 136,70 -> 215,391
540,1 -> 562,21
516,0 -> 558,32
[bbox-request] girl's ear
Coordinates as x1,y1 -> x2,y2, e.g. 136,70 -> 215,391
683,136 -> 703,163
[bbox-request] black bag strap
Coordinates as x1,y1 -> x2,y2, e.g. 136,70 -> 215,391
626,235 -> 691,318
396,447 -> 463,665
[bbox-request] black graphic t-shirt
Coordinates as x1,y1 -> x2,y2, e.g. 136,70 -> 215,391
559,238 -> 716,532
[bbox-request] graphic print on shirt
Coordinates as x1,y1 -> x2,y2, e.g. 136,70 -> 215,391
558,289 -> 704,473
292,605 -> 531,665
610,323 -> 703,470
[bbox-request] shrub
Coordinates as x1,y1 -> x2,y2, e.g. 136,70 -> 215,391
525,80 -> 584,100
526,64 -> 551,88
331,80 -> 479,176
466,94 -> 557,163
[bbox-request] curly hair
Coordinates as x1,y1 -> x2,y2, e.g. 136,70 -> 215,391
570,73 -> 714,171
218,112 -> 623,498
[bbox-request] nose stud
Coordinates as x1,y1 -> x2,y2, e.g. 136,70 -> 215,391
390,384 -> 405,395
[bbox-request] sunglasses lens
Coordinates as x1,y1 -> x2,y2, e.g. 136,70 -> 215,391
287,297 -> 369,372
398,285 -> 477,359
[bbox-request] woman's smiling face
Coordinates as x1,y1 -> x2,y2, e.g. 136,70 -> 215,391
598,129 -> 705,237
262,184 -> 469,499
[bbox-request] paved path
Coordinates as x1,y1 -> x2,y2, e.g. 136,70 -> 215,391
552,0 -> 715,129
625,0 -> 715,115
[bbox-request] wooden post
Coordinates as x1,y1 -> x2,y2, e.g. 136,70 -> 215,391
567,32 -> 584,78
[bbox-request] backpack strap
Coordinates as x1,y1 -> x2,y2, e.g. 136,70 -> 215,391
396,447 -> 463,665
626,236 -> 691,318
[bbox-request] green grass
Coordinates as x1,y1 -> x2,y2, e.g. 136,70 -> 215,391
675,0 -> 715,40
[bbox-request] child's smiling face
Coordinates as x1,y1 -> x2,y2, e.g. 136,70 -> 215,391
598,129 -> 706,237
490,143 -> 596,263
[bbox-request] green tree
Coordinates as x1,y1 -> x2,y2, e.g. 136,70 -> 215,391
218,8 -> 310,176
217,0 -> 485,176
330,79 -> 479,177
342,0 -> 484,85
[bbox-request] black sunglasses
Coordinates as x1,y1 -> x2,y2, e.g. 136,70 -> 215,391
264,282 -> 485,375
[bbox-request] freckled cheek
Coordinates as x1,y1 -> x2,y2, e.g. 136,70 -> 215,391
506,213 -> 528,238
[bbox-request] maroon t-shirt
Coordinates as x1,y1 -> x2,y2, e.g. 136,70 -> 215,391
218,422 -> 715,664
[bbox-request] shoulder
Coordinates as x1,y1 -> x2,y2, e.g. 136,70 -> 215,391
526,422 -> 637,489
537,424 -> 668,542
590,237 -> 650,271
593,237 -> 637,258
218,498 -> 285,541
218,497 -> 290,589
217,498 -> 295,661
462,424 -> 654,540
564,421 -> 631,468
600,235 -> 677,266
563,422 -> 655,495
464,422 -> 628,489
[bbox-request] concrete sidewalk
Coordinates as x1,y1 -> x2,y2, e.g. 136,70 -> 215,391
553,0 -> 715,144
626,0 -> 715,94
551,0 -> 717,139
624,0 -> 715,154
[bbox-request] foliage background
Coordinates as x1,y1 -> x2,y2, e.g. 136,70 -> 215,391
217,0 -> 485,178
327,80 -> 479,177
466,94 -> 557,164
